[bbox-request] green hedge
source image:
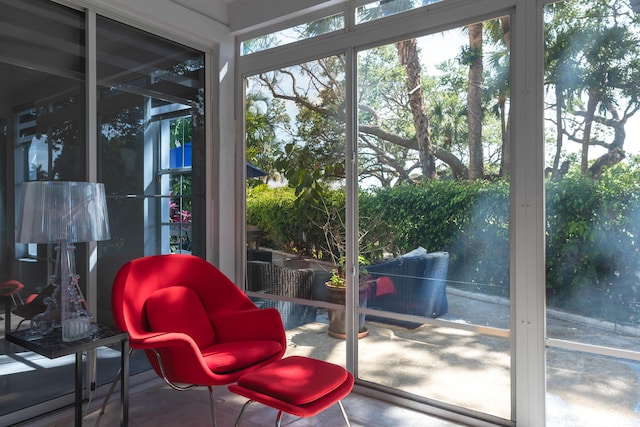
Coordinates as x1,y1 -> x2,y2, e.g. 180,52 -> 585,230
546,168 -> 640,323
247,169 -> 640,323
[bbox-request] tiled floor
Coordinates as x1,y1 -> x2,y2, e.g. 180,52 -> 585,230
21,375 -> 464,427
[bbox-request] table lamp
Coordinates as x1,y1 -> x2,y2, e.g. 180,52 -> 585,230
17,181 -> 111,341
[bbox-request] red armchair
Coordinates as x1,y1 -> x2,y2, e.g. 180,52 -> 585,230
110,254 -> 286,426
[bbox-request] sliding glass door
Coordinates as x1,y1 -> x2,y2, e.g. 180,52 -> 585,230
244,54 -> 348,364
356,18 -> 512,421
543,0 -> 640,425
241,8 -> 513,423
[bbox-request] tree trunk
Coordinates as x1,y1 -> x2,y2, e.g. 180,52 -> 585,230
499,94 -> 511,177
499,17 -> 511,177
551,84 -> 564,179
395,38 -> 436,179
581,89 -> 600,172
468,23 -> 484,180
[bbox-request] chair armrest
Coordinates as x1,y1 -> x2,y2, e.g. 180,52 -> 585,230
212,307 -> 286,344
130,331 -> 198,351
131,331 -> 223,384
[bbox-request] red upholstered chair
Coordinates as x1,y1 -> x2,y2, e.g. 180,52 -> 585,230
110,254 -> 287,426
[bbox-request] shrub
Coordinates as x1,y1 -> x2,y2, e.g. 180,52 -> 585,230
247,168 -> 640,322
546,167 -> 640,323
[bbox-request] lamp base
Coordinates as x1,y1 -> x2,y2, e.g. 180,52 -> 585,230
29,244 -> 95,341
61,274 -> 93,342
30,282 -> 61,335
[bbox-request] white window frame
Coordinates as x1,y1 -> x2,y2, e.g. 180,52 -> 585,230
236,0 -> 545,425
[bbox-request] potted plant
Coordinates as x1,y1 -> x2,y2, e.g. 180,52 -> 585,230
303,195 -> 375,338
325,264 -> 370,339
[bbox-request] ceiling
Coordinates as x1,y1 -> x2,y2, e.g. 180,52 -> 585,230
169,0 -> 236,25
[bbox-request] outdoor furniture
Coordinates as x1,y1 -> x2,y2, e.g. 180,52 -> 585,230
1,279 -> 24,332
110,254 -> 287,427
246,261 -> 316,329
247,248 -> 273,263
229,355 -> 354,427
11,283 -> 53,331
365,248 -> 449,321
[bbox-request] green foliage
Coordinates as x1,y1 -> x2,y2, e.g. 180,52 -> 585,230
170,117 -> 191,149
546,167 -> 640,323
248,170 -> 640,323
246,185 -> 305,251
359,180 -> 510,294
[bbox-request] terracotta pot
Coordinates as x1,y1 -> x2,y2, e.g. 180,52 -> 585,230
325,281 -> 369,339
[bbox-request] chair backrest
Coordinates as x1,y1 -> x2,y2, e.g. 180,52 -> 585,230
111,254 -> 257,340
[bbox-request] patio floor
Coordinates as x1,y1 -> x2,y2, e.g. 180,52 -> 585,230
3,288 -> 640,426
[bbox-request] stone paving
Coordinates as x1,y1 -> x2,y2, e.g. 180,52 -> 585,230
281,288 -> 640,426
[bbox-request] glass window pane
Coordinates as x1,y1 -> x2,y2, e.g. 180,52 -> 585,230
357,18 -> 511,418
547,348 -> 640,425
544,0 -> 640,424
357,0 -> 442,24
0,0 -> 85,415
241,13 -> 344,55
96,17 -> 205,346
97,16 -> 204,261
244,54 -> 346,336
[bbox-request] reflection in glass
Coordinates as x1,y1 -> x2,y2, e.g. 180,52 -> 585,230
97,16 -> 205,260
1,0 -> 86,416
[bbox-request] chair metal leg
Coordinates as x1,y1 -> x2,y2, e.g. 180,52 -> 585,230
99,347 -> 133,415
207,385 -> 216,427
14,318 -> 27,331
275,410 -> 284,427
338,400 -> 351,427
99,368 -> 121,415
233,400 -> 254,427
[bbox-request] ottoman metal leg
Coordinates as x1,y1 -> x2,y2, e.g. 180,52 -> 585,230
229,356 -> 354,427
233,400 -> 254,427
234,399 -> 351,427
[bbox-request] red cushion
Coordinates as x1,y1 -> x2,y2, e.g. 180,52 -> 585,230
236,356 -> 349,405
146,286 -> 215,349
202,340 -> 283,374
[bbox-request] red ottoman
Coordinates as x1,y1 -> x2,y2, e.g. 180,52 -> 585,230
229,356 -> 354,427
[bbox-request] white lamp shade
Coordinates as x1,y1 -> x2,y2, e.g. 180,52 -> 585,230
17,181 -> 111,243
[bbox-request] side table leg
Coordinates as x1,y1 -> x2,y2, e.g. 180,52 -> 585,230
121,338 -> 129,426
75,352 -> 83,427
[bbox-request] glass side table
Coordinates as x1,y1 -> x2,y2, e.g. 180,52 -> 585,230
6,323 -> 129,426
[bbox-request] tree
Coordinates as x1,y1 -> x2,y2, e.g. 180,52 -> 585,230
544,0 -> 640,176
245,7 -> 514,196
245,91 -> 288,184
466,23 -> 484,179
